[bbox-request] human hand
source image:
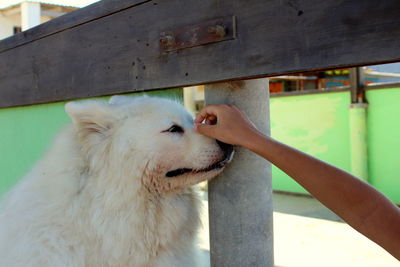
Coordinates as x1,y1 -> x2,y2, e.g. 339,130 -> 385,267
193,104 -> 261,148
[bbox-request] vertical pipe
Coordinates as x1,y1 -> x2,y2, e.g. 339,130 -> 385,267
205,79 -> 273,267
349,103 -> 369,181
349,67 -> 369,181
21,2 -> 41,31
349,68 -> 366,104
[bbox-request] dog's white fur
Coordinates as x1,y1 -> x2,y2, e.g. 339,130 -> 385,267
0,96 -> 231,267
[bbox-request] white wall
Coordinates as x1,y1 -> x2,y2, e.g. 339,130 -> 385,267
0,12 -> 20,40
21,2 -> 40,30
0,2 -> 74,41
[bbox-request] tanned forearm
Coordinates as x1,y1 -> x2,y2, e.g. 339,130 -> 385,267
245,132 -> 400,260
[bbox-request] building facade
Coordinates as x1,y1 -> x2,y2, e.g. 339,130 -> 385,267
0,0 -> 97,39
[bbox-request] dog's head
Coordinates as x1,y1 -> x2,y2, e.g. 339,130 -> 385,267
65,96 -> 233,194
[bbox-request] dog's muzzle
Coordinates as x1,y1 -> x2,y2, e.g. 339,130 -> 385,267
165,140 -> 234,178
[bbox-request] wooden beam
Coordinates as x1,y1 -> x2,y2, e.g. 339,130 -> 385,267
1,0 -> 400,108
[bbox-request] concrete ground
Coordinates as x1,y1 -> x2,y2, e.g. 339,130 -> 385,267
198,191 -> 399,267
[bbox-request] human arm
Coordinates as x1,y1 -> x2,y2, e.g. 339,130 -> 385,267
194,104 -> 400,260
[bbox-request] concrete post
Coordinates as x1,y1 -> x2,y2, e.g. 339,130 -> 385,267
183,86 -> 197,116
349,103 -> 369,181
205,79 -> 273,267
21,2 -> 41,31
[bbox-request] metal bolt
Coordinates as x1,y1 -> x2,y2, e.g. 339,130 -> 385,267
207,25 -> 226,38
160,35 -> 176,47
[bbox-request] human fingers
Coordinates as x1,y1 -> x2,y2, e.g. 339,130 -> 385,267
205,115 -> 217,125
193,123 -> 217,139
194,105 -> 222,123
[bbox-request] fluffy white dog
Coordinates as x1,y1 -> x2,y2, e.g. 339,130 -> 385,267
0,96 -> 233,267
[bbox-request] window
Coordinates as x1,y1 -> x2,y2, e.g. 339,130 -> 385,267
13,26 -> 22,34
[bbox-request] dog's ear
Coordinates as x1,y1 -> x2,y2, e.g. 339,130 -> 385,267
109,95 -> 132,105
65,100 -> 116,148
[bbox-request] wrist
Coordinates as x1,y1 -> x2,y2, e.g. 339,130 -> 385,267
239,129 -> 268,151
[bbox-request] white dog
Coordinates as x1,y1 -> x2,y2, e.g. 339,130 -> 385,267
0,96 -> 233,267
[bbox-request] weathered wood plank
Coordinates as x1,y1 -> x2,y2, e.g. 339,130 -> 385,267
0,0 -> 400,108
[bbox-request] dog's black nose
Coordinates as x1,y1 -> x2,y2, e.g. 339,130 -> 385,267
216,140 -> 234,155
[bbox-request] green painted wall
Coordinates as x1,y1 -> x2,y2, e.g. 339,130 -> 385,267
0,89 -> 183,195
0,102 -> 69,195
366,88 -> 400,203
270,91 -> 352,195
1,87 -> 399,203
270,88 -> 400,204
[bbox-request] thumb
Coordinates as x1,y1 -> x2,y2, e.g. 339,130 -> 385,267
194,123 -> 217,138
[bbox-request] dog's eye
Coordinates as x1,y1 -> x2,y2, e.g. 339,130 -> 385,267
164,125 -> 184,133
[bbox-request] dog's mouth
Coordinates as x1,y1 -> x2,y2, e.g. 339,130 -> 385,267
165,149 -> 234,178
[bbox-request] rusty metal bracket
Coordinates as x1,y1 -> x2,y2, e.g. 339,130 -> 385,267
160,16 -> 236,52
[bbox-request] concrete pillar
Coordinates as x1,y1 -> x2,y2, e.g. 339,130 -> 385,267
349,103 -> 369,181
21,2 -> 41,31
183,86 -> 197,116
205,79 -> 273,267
